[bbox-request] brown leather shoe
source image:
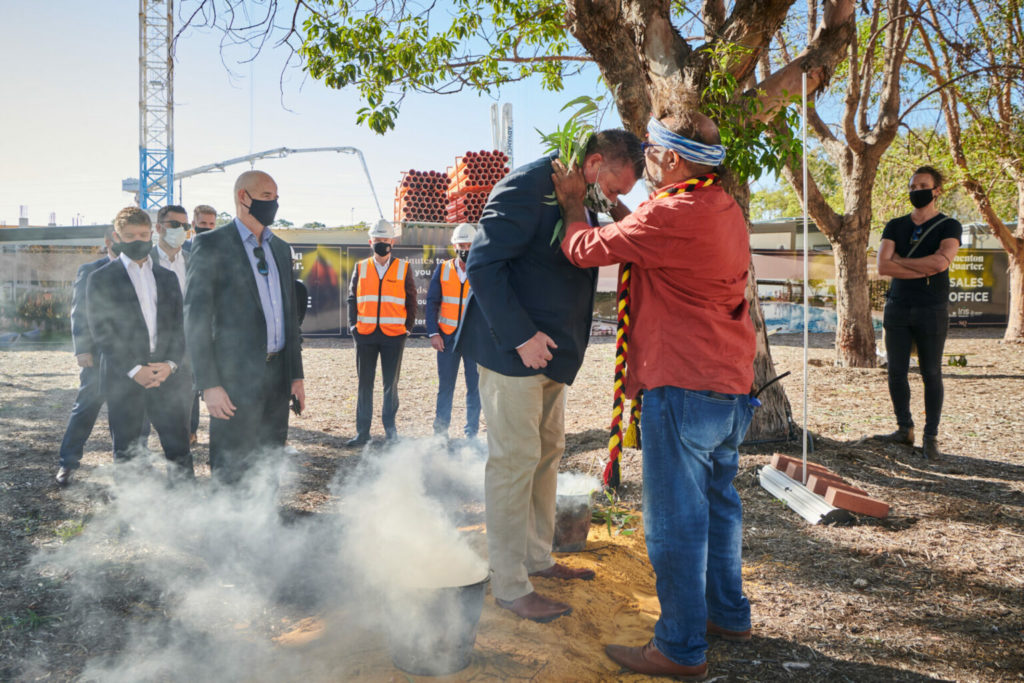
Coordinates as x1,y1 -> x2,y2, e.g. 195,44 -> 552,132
605,640 -> 707,680
874,426 -> 914,445
528,562 -> 596,581
495,591 -> 572,623
707,620 -> 751,642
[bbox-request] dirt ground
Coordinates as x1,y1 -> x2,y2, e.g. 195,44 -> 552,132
1,329 -> 1023,682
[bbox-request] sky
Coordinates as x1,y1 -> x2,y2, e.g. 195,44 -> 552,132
0,1 -> 645,228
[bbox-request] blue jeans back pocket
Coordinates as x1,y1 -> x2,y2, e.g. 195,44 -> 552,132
680,391 -> 735,452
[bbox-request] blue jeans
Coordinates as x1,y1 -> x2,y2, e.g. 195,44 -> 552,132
433,347 -> 480,437
641,386 -> 754,667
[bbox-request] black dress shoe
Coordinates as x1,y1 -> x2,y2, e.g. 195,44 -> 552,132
345,435 -> 369,448
922,435 -> 942,459
874,426 -> 914,445
55,466 -> 71,487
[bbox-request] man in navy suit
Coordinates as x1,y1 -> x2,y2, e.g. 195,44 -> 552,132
458,130 -> 643,622
55,227 -> 118,486
185,170 -> 305,485
86,207 -> 194,480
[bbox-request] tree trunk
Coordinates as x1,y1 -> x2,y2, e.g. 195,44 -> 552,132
746,266 -> 795,439
832,229 -> 877,365
1006,252 -> 1024,342
1005,188 -> 1024,342
729,179 -> 794,439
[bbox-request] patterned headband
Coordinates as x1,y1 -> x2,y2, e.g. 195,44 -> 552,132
647,117 -> 726,166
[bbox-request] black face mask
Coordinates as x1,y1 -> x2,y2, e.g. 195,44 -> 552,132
456,249 -> 470,262
244,190 -> 279,227
115,239 -> 152,261
373,242 -> 392,257
194,227 -> 212,235
909,188 -> 934,209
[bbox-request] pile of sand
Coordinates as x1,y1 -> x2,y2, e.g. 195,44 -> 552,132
273,521 -> 674,681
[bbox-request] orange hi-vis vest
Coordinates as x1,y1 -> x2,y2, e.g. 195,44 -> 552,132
438,258 -> 471,335
355,257 -> 409,336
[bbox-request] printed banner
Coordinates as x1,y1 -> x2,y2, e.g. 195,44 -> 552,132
947,250 -> 1009,326
291,244 -> 346,337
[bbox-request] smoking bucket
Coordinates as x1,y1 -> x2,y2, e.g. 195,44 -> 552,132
388,574 -> 489,676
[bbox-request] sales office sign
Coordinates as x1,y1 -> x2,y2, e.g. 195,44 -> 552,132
947,250 -> 1009,326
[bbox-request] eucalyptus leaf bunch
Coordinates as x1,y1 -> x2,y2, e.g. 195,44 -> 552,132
536,95 -> 605,245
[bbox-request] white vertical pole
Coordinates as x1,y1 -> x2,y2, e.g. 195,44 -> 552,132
490,103 -> 501,150
801,72 -> 809,485
502,103 -> 514,167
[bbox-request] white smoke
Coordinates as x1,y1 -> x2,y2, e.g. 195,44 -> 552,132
29,439 -> 489,680
557,471 -> 601,497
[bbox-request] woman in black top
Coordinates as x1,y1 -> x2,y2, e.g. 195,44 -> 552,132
875,166 -> 962,458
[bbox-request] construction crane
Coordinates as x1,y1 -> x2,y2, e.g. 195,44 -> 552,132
173,146 -> 386,219
138,0 -> 174,211
127,2 -> 385,219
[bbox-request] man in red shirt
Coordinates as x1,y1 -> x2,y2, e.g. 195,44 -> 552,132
552,113 -> 756,681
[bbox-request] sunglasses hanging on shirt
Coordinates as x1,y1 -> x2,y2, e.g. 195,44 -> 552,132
253,246 -> 269,276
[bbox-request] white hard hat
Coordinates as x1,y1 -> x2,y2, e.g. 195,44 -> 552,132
451,222 -> 478,244
368,219 -> 396,239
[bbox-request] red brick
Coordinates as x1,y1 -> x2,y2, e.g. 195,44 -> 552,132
825,487 -> 890,518
806,473 -> 867,497
770,454 -> 833,478
783,459 -> 833,482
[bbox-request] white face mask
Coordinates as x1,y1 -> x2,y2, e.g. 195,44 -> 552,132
162,226 -> 186,249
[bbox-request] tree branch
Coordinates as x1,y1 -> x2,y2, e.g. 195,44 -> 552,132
753,0 -> 857,122
566,0 -> 653,134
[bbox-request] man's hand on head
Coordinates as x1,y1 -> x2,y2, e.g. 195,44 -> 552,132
551,160 -> 589,226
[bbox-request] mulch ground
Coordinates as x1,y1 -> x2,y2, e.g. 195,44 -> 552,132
1,328 -> 1022,681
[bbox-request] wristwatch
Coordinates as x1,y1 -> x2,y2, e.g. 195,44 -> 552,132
167,360 -> 178,373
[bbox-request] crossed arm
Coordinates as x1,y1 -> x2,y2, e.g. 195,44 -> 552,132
877,238 -> 960,279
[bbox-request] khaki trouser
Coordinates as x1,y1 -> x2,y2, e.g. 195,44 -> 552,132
479,366 -> 567,601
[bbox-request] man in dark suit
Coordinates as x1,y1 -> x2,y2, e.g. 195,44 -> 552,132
183,203 -> 218,253
458,130 -> 643,622
86,207 -> 194,480
184,170 -> 305,485
55,227 -> 118,486
151,204 -> 200,444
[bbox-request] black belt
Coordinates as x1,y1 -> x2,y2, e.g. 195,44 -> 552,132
266,352 -> 281,362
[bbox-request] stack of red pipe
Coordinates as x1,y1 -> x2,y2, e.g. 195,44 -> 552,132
393,169 -> 449,224
446,150 -> 510,223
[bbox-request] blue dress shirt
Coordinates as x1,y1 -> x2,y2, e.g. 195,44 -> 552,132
234,218 -> 284,353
